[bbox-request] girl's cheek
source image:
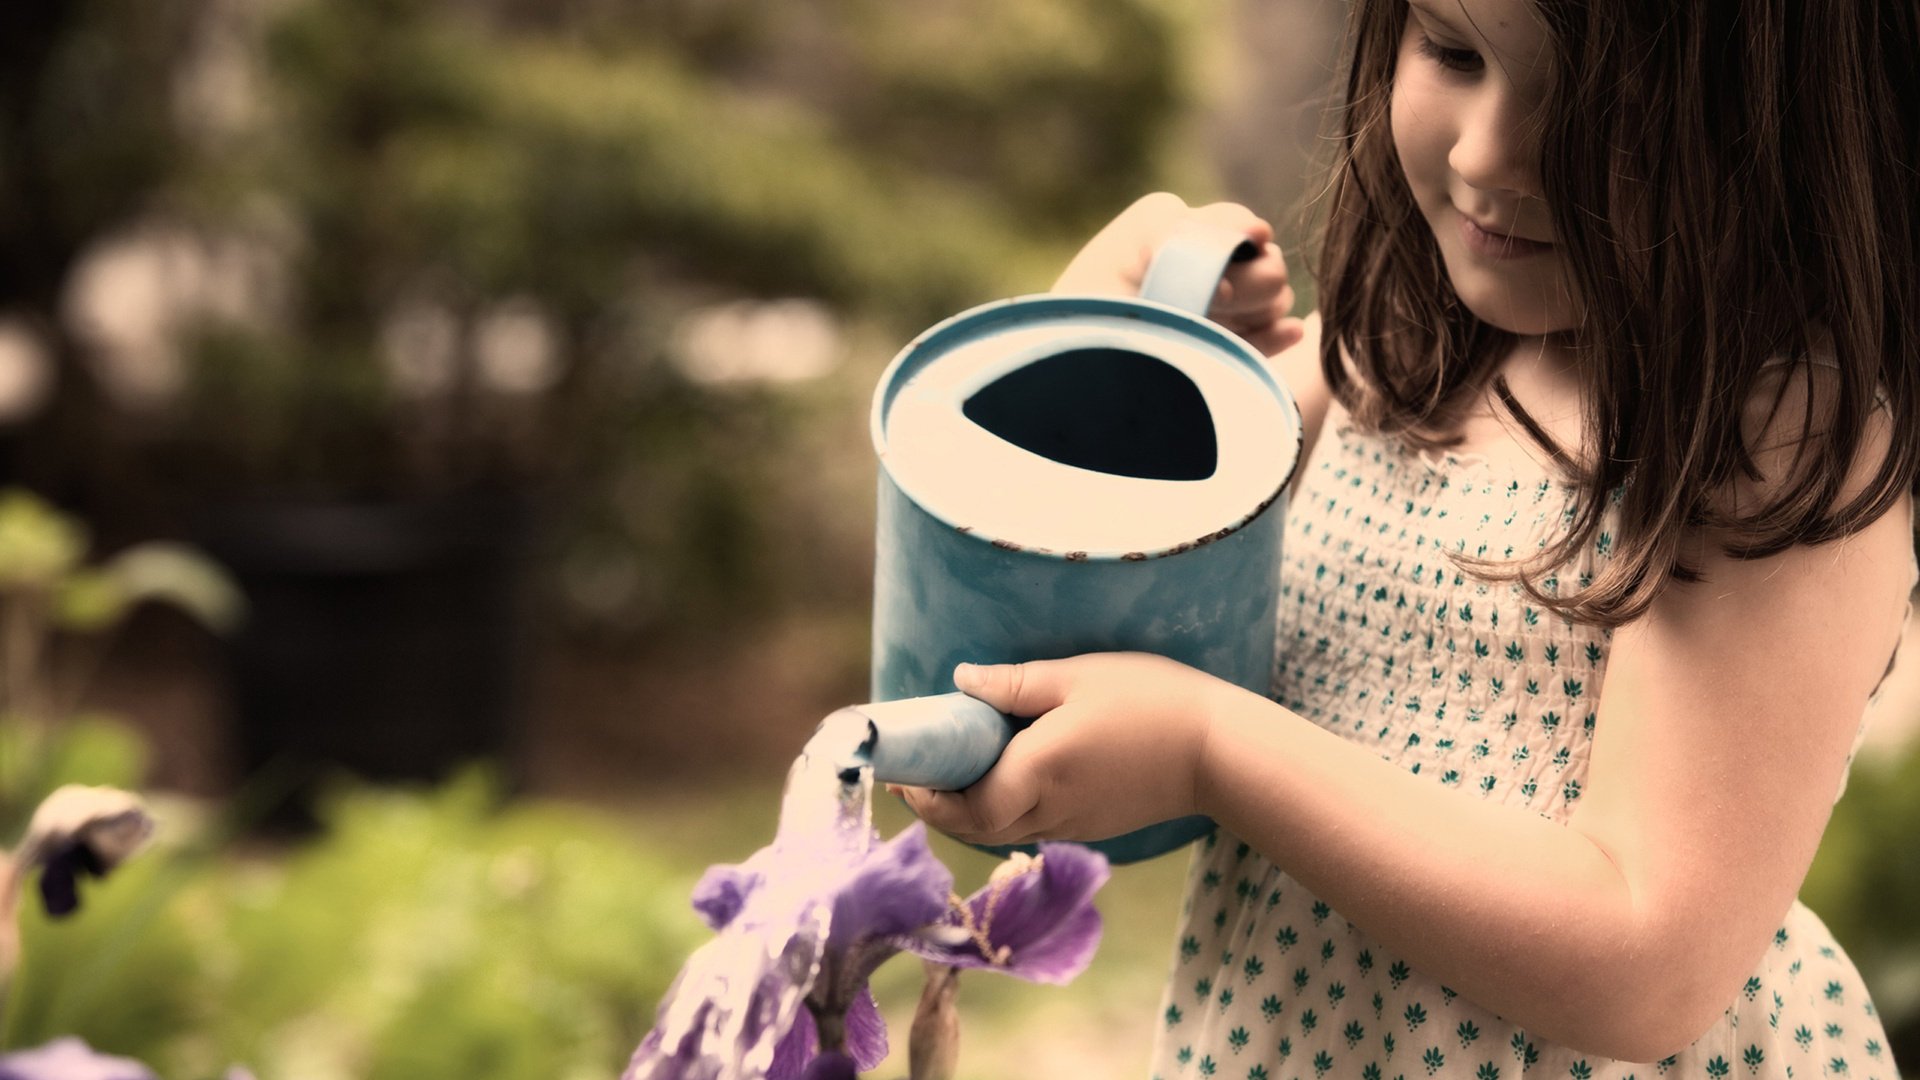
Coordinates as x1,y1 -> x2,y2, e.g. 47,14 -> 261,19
1389,80 -> 1442,196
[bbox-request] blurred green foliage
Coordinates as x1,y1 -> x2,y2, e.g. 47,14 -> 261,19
6,0 -> 1226,636
8,773 -> 708,1080
164,0 -> 1214,479
1800,740 -> 1920,1054
0,488 -> 236,835
7,741 -> 1916,1080
148,0 -> 1221,636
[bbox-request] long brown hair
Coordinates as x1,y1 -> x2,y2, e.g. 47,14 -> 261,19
1313,0 -> 1920,627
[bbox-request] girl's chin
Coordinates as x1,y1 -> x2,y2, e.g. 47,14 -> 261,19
1447,273 -> 1582,337
1463,308 -> 1578,338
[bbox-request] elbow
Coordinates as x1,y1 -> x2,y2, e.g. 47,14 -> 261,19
1515,918 -> 1736,1063
1561,954 -> 1738,1064
1589,1002 -> 1725,1067
1540,991 -> 1723,1065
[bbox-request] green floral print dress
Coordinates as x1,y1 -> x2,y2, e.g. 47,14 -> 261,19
1148,418 -> 1905,1080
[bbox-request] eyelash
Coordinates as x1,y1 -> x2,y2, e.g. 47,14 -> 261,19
1414,31 -> 1484,74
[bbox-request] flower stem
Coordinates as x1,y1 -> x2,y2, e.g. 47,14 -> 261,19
810,998 -> 846,1054
909,961 -> 960,1080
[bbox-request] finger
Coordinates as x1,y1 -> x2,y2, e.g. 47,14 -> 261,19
1118,191 -> 1197,234
1062,192 -> 1193,294
958,738 -> 1046,839
897,721 -> 1049,839
1214,245 -> 1292,308
1192,202 -> 1276,250
1241,315 -> 1309,358
953,660 -> 1069,717
899,771 -> 1042,845
896,786 -> 974,836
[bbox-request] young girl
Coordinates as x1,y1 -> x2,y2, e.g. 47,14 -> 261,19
895,0 -> 1920,1076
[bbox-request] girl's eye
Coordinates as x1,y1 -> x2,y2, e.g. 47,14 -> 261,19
1415,32 -> 1484,74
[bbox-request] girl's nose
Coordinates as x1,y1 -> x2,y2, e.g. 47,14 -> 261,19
1448,89 -> 1542,198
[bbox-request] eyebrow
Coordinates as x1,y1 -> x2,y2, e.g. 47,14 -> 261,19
1405,0 -> 1471,36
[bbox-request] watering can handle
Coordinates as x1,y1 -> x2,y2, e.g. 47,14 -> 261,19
1138,224 -> 1264,318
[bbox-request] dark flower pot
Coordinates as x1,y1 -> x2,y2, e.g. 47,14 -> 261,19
197,489 -> 533,826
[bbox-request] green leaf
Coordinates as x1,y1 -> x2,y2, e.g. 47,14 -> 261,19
53,570 -> 130,633
100,542 -> 246,634
0,490 -> 86,589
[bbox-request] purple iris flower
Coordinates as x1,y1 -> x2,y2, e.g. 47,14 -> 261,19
629,776 -> 1110,1080
628,823 -> 953,1080
9,787 -> 153,920
0,1038 -> 157,1080
906,843 -> 1110,984
796,1052 -> 856,1080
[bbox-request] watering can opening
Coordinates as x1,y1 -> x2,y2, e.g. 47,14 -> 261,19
960,347 -> 1217,483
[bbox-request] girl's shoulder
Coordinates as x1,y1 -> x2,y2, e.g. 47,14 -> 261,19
1719,334 -> 1902,523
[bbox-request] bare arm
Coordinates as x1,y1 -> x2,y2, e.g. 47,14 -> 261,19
1198,435 -> 1911,1061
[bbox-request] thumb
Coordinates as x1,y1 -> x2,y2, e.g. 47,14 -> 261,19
953,660 -> 1065,718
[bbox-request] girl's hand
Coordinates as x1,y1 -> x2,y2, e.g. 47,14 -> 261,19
1053,192 -> 1306,356
892,654 -> 1235,847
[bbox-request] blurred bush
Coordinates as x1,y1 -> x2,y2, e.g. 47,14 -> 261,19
0,487 -> 238,833
2,737 -> 1912,1080
8,772 -> 708,1080
1800,739 -> 1920,1062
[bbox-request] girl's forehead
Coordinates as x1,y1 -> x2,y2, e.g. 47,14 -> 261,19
1406,0 -> 1554,71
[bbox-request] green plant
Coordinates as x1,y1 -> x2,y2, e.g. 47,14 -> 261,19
3,770 -> 713,1080
0,489 -> 239,836
202,773 -> 707,1080
163,0 -> 1181,498
1799,739 -> 1920,1060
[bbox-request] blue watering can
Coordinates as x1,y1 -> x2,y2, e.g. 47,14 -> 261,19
835,224 -> 1303,864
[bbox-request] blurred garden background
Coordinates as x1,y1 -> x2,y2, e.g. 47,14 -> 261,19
0,1 -> 1915,1078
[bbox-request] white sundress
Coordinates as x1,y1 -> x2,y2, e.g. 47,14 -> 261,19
1146,418 -> 1905,1080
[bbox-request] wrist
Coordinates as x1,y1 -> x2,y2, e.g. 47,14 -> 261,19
1187,679 -> 1239,820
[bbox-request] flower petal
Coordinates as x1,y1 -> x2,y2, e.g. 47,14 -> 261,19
36,840 -> 104,918
993,903 -> 1101,984
979,842 -> 1108,981
0,1037 -> 157,1080
826,823 -> 952,954
766,1006 -> 818,1080
844,986 -> 889,1071
17,787 -> 154,920
624,996 -> 710,1080
689,862 -> 761,932
908,842 -> 1108,984
764,977 -> 889,1080
636,821 -> 952,1079
798,1051 -> 856,1080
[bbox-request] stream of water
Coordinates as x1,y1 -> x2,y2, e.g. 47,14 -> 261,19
626,711 -> 877,1080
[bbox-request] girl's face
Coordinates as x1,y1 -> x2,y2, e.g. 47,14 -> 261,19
1390,0 -> 1581,336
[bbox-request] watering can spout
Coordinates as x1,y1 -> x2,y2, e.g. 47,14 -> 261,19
808,694 -> 1019,792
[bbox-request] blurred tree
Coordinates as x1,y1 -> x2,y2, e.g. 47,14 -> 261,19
2,0 -> 1218,489
0,0 -> 1211,628
0,0 -> 1223,787
150,0 -> 1213,498
0,0 -> 203,513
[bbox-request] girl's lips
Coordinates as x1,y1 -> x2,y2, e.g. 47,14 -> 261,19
1458,213 -> 1555,259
